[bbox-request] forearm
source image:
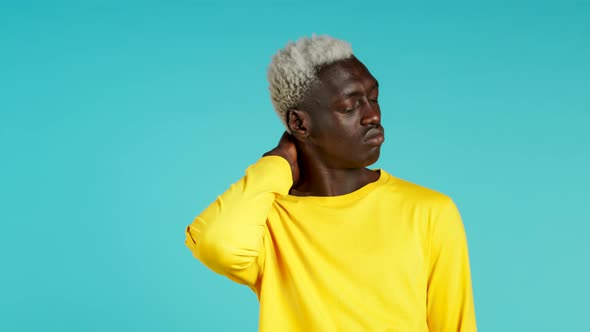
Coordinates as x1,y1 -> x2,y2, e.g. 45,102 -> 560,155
185,156 -> 292,285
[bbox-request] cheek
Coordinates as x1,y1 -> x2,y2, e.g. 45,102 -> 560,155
309,113 -> 360,146
325,121 -> 355,144
337,117 -> 362,140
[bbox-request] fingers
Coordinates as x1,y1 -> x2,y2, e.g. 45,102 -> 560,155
278,131 -> 293,145
262,132 -> 299,186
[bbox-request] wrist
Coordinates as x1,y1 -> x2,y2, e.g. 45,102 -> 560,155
262,150 -> 296,185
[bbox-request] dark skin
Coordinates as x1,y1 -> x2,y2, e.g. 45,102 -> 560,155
264,56 -> 384,196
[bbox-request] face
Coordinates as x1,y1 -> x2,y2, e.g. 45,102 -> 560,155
295,56 -> 384,168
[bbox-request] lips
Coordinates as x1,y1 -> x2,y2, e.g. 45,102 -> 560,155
364,126 -> 385,145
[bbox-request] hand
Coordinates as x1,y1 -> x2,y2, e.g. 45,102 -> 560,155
263,132 -> 300,185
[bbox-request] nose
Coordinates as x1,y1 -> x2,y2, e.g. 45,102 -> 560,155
360,97 -> 381,126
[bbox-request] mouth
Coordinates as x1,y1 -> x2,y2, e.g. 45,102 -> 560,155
363,126 -> 385,145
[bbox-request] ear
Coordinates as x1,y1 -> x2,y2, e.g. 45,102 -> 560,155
286,108 -> 310,139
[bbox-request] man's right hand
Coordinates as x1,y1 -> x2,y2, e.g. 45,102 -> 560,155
263,132 -> 300,186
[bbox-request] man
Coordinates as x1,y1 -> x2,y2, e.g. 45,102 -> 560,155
185,35 -> 477,331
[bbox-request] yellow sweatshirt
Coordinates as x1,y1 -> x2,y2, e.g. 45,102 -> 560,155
185,156 -> 477,331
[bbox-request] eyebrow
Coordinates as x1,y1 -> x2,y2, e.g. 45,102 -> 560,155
340,80 -> 379,99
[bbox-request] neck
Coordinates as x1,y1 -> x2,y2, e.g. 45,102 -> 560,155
289,148 -> 380,197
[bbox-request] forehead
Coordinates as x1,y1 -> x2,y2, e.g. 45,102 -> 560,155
314,57 -> 377,99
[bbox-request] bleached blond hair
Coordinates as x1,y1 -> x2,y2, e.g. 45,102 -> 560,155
267,35 -> 353,130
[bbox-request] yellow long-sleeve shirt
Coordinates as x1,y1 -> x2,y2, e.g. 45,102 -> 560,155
185,156 -> 477,331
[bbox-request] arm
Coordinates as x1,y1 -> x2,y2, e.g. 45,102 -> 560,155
427,198 -> 477,332
185,156 -> 291,286
185,133 -> 299,287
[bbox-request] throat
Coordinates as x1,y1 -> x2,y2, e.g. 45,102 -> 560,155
290,167 -> 380,197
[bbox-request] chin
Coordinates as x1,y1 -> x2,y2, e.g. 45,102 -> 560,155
358,149 -> 381,167
366,154 -> 380,167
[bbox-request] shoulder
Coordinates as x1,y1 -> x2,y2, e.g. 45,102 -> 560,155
377,169 -> 454,209
377,170 -> 465,239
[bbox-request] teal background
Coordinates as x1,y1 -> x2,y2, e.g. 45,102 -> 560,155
1,0 -> 589,331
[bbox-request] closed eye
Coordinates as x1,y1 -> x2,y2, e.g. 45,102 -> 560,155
339,99 -> 361,114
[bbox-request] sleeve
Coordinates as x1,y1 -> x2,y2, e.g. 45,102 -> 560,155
184,156 -> 292,287
426,198 -> 477,332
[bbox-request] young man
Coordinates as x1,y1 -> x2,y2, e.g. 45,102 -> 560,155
185,35 -> 477,331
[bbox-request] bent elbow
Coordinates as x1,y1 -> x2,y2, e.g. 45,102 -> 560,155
186,223 -> 260,278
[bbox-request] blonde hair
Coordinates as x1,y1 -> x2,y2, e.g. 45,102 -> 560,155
267,34 -> 353,130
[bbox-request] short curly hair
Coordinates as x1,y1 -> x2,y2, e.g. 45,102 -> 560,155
267,34 -> 353,130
